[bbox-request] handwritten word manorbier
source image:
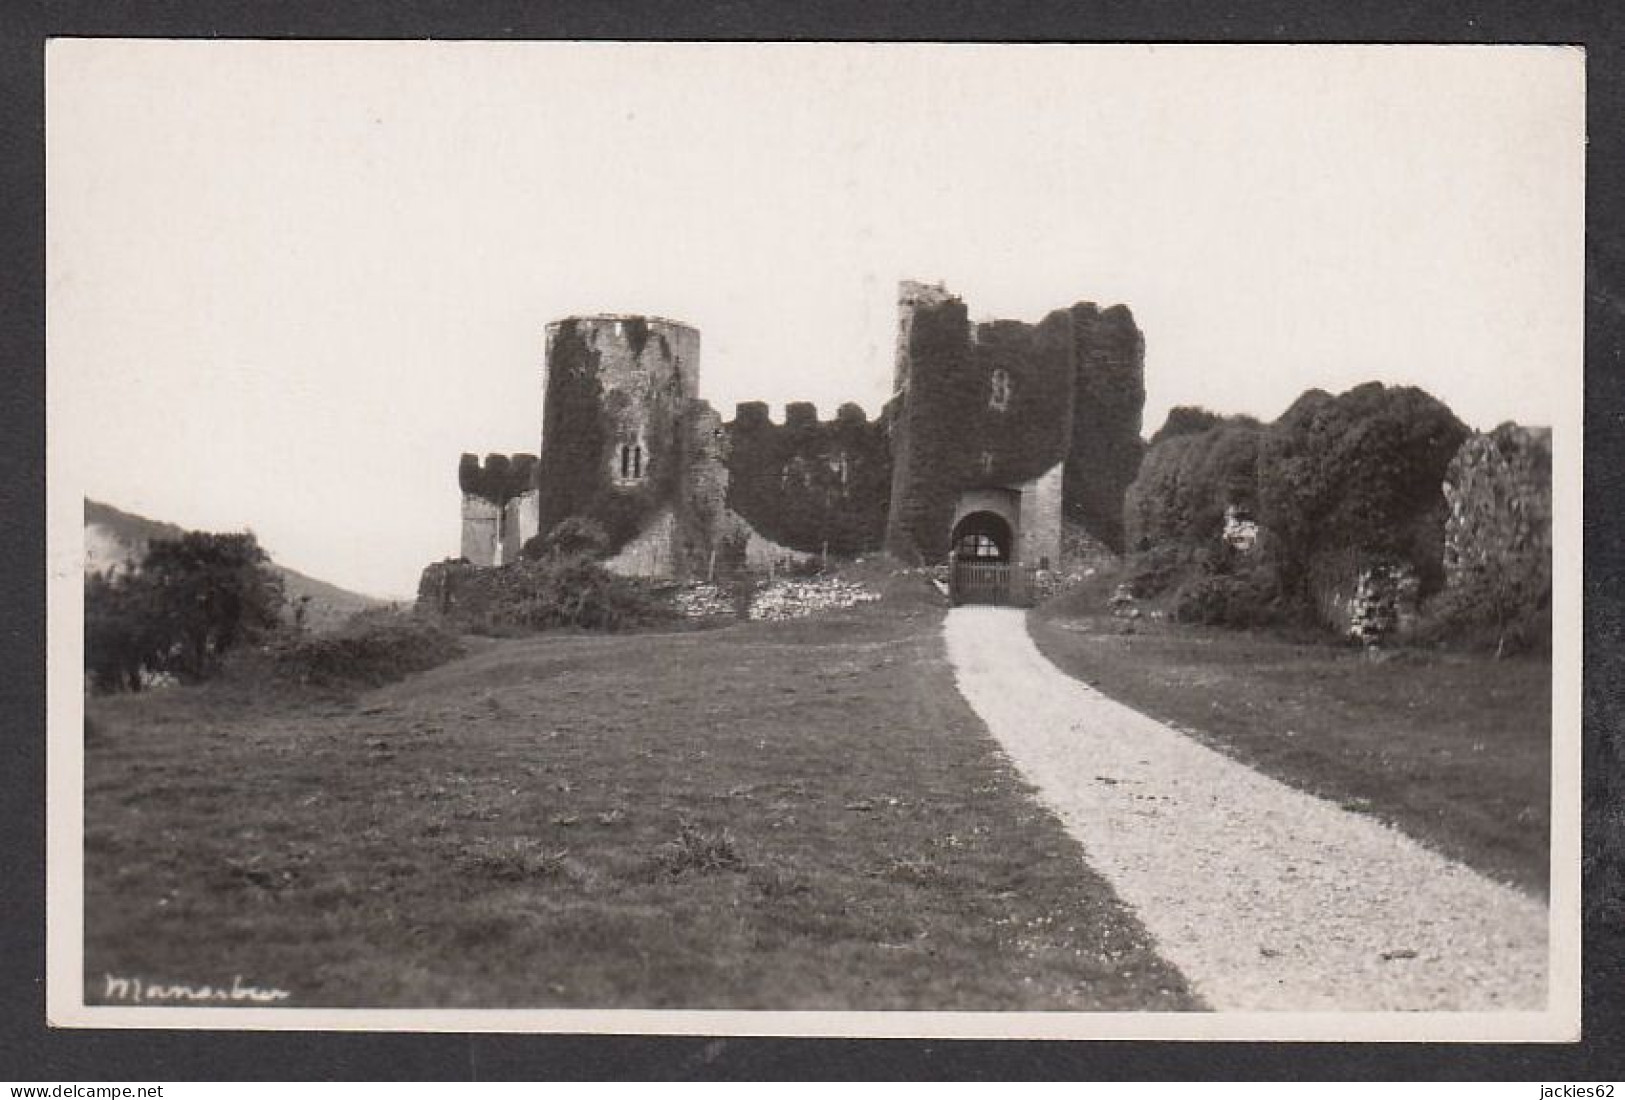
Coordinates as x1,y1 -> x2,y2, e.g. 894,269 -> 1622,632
102,973 -> 290,1005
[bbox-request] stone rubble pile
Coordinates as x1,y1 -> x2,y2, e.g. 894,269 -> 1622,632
668,583 -> 734,620
1108,583 -> 1143,620
748,577 -> 881,621
1221,505 -> 1260,552
1346,563 -> 1420,648
1029,568 -> 1083,603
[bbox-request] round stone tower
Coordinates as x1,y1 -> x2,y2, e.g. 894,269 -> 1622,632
535,315 -> 702,554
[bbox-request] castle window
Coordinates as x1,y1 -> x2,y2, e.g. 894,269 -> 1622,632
618,443 -> 646,482
989,368 -> 1012,411
956,533 -> 1003,560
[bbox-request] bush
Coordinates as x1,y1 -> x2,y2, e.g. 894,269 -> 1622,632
84,570 -> 169,693
1123,384 -> 1469,637
1122,542 -> 1200,599
509,555 -> 674,631
1419,582 -> 1551,658
84,530 -> 285,691
272,609 -> 464,688
1256,383 -> 1467,611
523,515 -> 611,560
1171,566 -> 1286,628
1125,419 -> 1263,552
419,554 -> 675,633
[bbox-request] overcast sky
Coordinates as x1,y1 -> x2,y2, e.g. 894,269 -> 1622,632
48,41 -> 1584,599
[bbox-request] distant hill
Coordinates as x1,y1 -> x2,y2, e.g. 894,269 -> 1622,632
84,499 -> 388,632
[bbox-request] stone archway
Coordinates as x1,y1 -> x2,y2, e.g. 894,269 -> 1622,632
951,510 -> 1014,563
949,511 -> 1020,605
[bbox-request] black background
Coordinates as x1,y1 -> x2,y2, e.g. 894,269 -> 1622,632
4,0 -> 1622,1081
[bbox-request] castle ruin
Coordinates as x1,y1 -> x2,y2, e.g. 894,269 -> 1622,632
456,280 -> 1147,578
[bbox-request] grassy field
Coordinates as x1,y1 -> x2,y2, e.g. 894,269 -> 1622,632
84,579 -> 1199,1010
1029,578 -> 1552,897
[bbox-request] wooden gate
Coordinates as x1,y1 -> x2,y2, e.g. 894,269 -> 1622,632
950,562 -> 1034,607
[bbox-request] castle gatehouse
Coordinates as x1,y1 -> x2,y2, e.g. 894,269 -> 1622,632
456,280 -> 1147,582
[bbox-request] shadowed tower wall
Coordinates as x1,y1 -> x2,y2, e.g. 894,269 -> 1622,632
884,284 -> 1076,564
1065,303 -> 1147,554
536,315 -> 702,555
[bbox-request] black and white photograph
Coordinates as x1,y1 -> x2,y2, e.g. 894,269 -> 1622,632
44,40 -> 1583,1040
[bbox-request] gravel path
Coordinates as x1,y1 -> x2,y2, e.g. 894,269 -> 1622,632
944,606 -> 1548,1011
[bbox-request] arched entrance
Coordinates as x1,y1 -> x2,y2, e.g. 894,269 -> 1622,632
952,511 -> 1013,562
949,511 -> 1018,605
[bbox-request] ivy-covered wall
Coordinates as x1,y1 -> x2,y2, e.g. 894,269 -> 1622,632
723,400 -> 892,556
535,316 -> 700,555
1065,303 -> 1147,553
458,452 -> 538,506
677,400 -> 735,574
467,288 -> 1148,579
882,292 -> 1075,563
1441,423 -> 1552,623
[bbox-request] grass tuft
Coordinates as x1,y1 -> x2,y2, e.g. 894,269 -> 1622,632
456,838 -> 571,883
650,821 -> 745,878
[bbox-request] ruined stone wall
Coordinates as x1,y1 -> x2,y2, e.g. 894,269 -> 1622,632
459,452 -> 538,566
1064,303 -> 1147,554
603,507 -> 677,578
883,284 -> 1076,564
672,400 -> 734,578
951,486 -> 1021,533
740,527 -> 819,573
723,399 -> 892,557
536,315 -> 702,556
499,490 -> 540,566
1018,461 -> 1066,570
463,284 -> 1147,579
1441,423 -> 1552,605
460,495 -> 502,566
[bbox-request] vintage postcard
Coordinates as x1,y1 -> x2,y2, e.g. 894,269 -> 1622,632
45,40 -> 1584,1039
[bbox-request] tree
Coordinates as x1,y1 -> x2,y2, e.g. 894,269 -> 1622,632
138,531 -> 285,681
1255,382 -> 1468,610
1149,405 -> 1228,447
1125,418 -> 1263,551
84,569 -> 167,692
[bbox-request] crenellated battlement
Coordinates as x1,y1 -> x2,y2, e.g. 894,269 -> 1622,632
458,453 -> 538,506
726,400 -> 880,433
722,399 -> 894,555
458,454 -> 540,567
447,278 -> 1146,581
